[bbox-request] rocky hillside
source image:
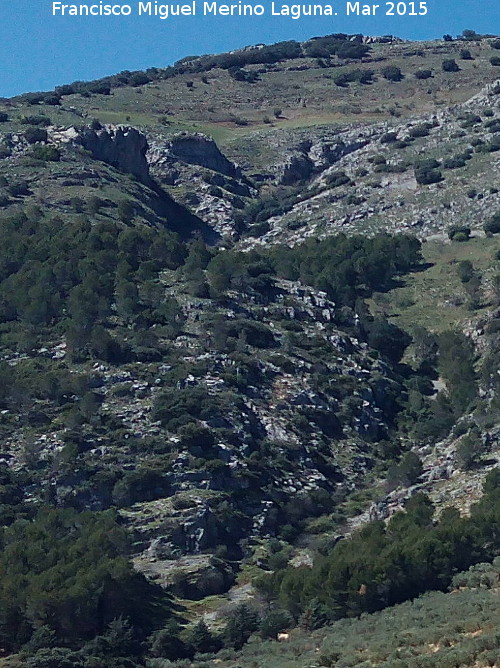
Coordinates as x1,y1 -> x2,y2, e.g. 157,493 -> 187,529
143,78 -> 500,246
2,30 -> 500,668
2,33 -> 500,246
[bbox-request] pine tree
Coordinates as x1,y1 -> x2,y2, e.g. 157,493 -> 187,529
223,604 -> 259,649
186,620 -> 221,654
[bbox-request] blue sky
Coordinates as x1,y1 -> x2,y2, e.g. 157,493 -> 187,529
1,0 -> 499,97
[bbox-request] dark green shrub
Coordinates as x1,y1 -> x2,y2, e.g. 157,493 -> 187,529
185,621 -> 222,654
208,186 -> 223,198
460,29 -> 480,40
442,59 -> 460,72
485,118 -> 500,132
414,159 -> 443,185
409,124 -> 431,138
223,604 -> 259,650
152,386 -> 236,431
333,73 -> 350,87
247,221 -> 270,238
459,112 -> 482,128
477,137 -> 500,152
456,431 -> 485,470
448,226 -> 471,241
24,127 -> 48,144
112,468 -> 170,507
335,68 -> 374,86
326,170 -> 351,187
443,156 -> 466,169
8,181 -> 30,196
381,65 -> 403,81
484,212 -> 500,235
453,232 -> 471,242
380,132 -> 398,143
150,622 -> 192,660
88,81 -> 111,95
366,318 -> 411,364
457,260 -> 474,283
30,145 -> 61,162
129,72 -> 151,86
117,199 -> 134,223
20,115 -> 51,126
352,68 -> 374,84
388,451 -> 423,487
228,67 -> 259,83
336,41 -> 371,59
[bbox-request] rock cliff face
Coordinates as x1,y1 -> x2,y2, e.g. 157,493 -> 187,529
149,133 -> 240,178
277,138 -> 371,185
80,125 -> 152,185
279,153 -> 315,185
232,81 -> 500,250
464,78 -> 500,108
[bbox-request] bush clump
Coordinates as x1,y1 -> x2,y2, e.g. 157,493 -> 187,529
381,65 -> 403,81
19,115 -> 51,126
30,145 -> 61,162
415,69 -> 433,79
24,127 -> 48,144
408,124 -> 431,138
443,156 -> 466,169
484,212 -> 500,235
414,158 -> 443,185
442,59 -> 460,72
448,225 -> 471,241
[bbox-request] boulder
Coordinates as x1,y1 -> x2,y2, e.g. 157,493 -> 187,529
80,125 -> 152,184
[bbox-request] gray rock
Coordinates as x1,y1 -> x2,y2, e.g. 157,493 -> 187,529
151,132 -> 240,178
80,125 -> 152,184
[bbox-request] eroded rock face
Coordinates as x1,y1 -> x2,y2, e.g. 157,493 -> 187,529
279,153 -> 315,185
80,125 -> 152,184
136,552 -> 236,600
150,133 -> 240,178
464,78 -> 500,108
171,506 -> 221,553
276,138 -> 370,185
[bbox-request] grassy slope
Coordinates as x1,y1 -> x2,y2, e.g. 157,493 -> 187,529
370,236 -> 500,333
222,578 -> 500,668
3,40 -> 500,149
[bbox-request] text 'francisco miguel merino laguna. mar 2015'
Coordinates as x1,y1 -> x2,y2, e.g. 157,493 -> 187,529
51,1 -> 429,19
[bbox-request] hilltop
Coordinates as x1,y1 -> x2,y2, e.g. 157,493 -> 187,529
3,31 -> 500,245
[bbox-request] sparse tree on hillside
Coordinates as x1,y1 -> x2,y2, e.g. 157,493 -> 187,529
381,65 -> 403,81
442,59 -> 460,72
